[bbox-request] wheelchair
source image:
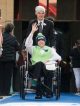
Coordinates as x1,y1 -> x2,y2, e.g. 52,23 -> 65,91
19,50 -> 61,100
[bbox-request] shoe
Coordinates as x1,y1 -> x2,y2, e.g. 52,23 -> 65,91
46,92 -> 53,98
35,95 -> 42,99
46,94 -> 53,98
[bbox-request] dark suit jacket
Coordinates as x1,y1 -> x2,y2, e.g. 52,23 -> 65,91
26,19 -> 55,47
54,31 -> 64,58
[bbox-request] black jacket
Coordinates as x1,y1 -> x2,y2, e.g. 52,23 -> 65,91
70,47 -> 80,67
26,19 -> 55,47
0,33 -> 20,61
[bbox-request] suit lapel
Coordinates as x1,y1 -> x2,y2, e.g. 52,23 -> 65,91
43,19 -> 47,33
34,19 -> 47,33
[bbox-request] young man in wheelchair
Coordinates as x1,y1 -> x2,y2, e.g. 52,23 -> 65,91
25,23 -> 61,99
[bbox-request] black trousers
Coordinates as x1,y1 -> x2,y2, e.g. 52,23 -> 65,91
29,62 -> 53,96
0,61 -> 15,95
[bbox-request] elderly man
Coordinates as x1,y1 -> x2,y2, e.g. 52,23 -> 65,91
25,23 -> 61,99
26,5 -> 55,47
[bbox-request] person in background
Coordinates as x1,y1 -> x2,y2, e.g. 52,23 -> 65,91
46,16 -> 64,58
0,23 -> 20,96
25,23 -> 61,99
70,40 -> 80,95
46,16 -> 72,92
26,5 -> 55,47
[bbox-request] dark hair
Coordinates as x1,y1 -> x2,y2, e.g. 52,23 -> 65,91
46,16 -> 55,23
75,39 -> 80,45
4,23 -> 14,33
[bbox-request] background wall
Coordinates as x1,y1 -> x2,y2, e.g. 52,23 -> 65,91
14,0 -> 38,21
0,0 -> 14,25
57,0 -> 80,20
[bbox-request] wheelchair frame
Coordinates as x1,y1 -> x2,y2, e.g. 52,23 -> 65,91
19,52 -> 61,100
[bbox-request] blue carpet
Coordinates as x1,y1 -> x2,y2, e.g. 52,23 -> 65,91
0,93 -> 80,104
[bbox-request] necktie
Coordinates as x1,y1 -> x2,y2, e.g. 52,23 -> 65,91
39,22 -> 42,33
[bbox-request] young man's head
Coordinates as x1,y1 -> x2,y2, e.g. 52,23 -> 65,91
4,23 -> 14,33
35,6 -> 46,21
75,39 -> 80,47
36,33 -> 46,48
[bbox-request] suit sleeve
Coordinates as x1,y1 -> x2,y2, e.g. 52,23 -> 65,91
49,21 -> 55,47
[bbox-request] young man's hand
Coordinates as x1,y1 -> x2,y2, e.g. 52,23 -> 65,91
31,23 -> 38,34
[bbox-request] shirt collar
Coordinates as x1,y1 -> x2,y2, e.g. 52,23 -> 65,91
38,20 -> 44,25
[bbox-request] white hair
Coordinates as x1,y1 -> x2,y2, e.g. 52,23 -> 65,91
35,6 -> 46,13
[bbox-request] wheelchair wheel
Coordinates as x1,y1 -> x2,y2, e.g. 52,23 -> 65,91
56,67 -> 61,100
57,67 -> 61,98
53,67 -> 61,100
20,66 -> 25,100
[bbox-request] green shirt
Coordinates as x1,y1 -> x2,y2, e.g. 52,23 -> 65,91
31,46 -> 53,65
